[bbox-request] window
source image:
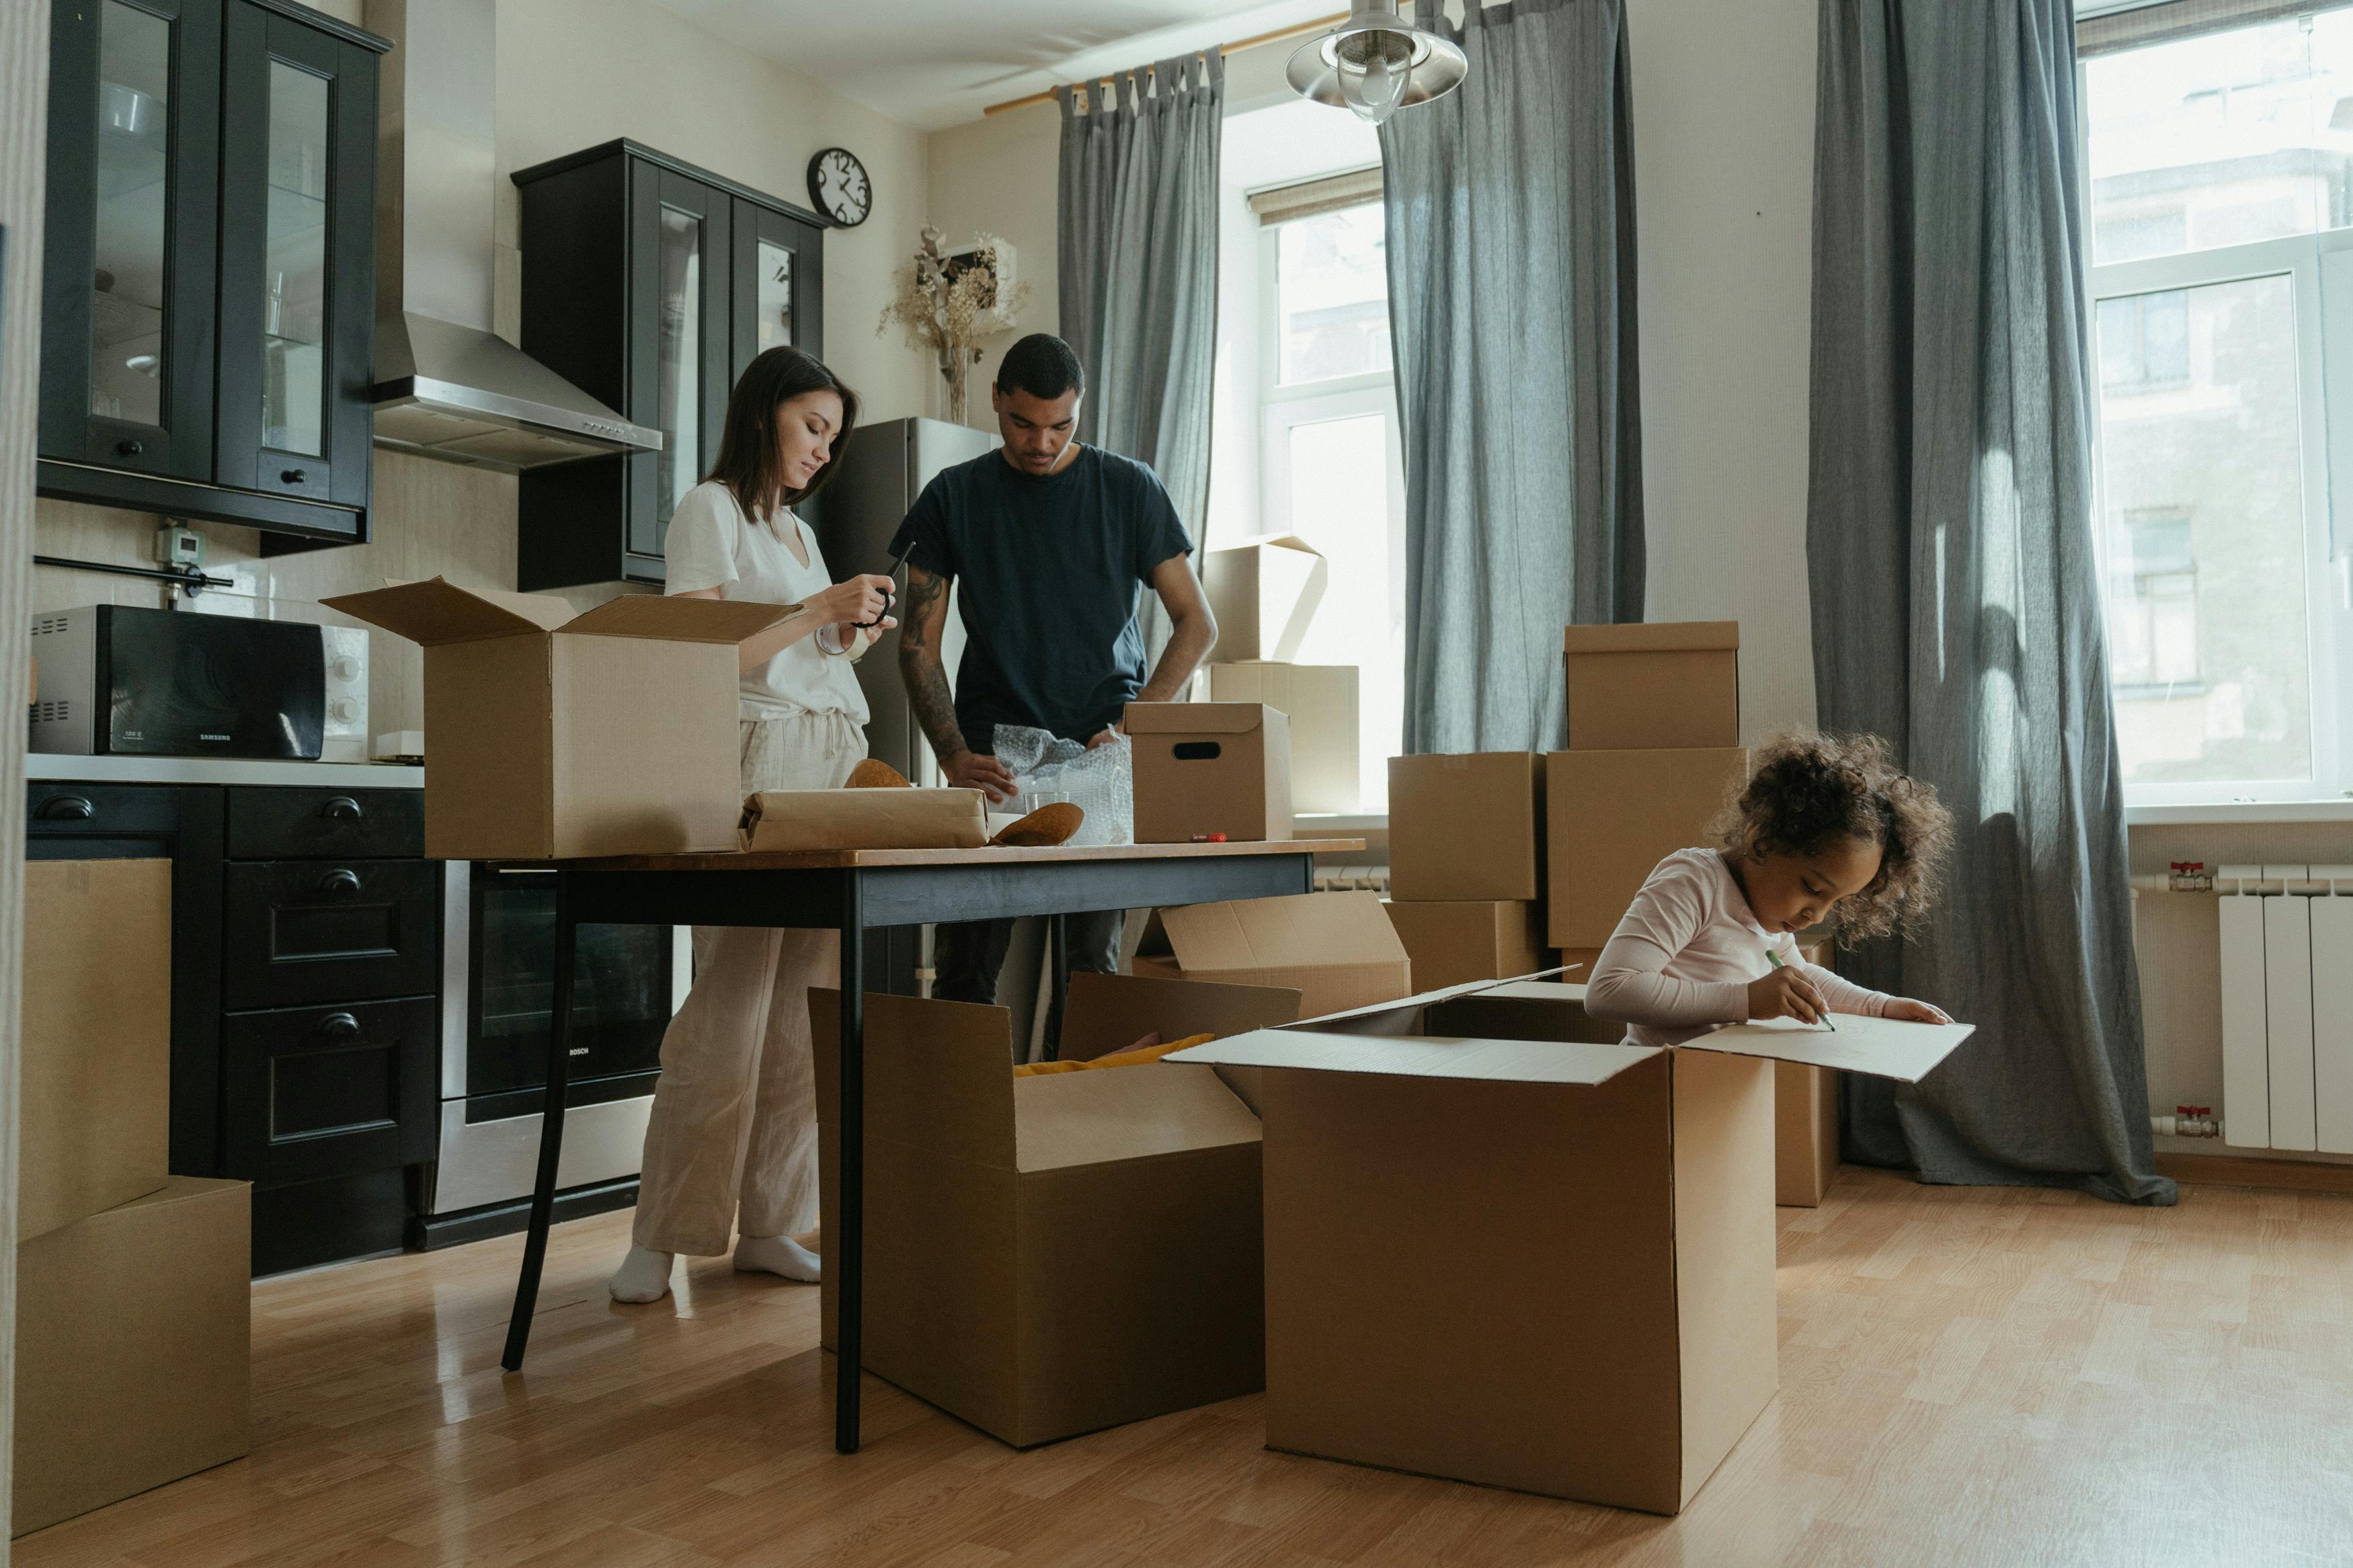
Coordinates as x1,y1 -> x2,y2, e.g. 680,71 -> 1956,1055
2082,4 -> 2353,801
1210,101 -> 1403,813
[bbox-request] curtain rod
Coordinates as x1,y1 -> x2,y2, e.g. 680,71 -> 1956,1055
981,11 -> 1347,117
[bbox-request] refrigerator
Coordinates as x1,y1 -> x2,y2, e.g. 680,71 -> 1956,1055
813,415 -> 998,999
815,415 -> 998,787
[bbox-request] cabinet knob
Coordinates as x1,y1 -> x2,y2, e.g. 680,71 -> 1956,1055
281,468 -> 307,484
319,868 -> 362,895
116,438 -> 144,458
321,795 -> 363,821
35,795 -> 95,821
317,1012 -> 362,1041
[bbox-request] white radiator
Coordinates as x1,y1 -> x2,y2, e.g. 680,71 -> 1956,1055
2217,864 -> 2353,1153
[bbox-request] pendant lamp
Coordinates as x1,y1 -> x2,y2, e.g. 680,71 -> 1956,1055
1287,0 -> 1469,126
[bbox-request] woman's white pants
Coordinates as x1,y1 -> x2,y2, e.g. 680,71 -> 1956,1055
631,708 -> 865,1256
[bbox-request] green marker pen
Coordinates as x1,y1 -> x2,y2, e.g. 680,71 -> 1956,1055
1765,946 -> 1835,1032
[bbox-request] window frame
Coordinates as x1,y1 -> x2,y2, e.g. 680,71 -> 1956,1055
2080,66 -> 2353,806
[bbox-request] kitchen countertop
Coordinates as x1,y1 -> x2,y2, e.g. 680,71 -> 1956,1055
28,753 -> 426,789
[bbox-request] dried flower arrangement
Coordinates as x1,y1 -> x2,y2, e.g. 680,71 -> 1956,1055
876,226 -> 1032,425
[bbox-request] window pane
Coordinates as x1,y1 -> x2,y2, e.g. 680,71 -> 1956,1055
755,239 -> 793,349
1277,204 -> 1390,384
91,0 -> 171,425
1284,412 -> 1403,807
2085,14 -> 2353,265
262,61 -> 329,456
655,206 -> 702,529
2095,274 -> 2312,784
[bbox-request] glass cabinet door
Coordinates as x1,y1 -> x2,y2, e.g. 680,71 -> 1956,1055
628,167 -> 730,564
40,0 -> 221,480
214,1 -> 376,504
729,198 -> 825,390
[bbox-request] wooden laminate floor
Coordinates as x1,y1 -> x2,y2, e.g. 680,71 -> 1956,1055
17,1169 -> 2352,1568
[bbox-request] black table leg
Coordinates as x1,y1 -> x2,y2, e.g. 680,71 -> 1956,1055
1043,912 -> 1070,1062
502,866 -> 577,1372
835,871 -> 865,1454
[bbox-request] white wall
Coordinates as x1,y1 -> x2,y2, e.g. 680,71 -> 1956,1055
923,106 -> 1060,427
1626,0 -> 1821,743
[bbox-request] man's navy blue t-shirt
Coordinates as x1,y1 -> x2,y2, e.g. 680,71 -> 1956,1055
893,445 -> 1192,748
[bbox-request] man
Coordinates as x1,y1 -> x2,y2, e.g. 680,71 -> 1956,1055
894,333 -> 1217,1005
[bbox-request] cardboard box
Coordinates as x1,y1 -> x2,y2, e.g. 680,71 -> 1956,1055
14,1178 -> 252,1535
1206,662 -> 1359,815
1777,938 -> 1841,1207
1127,702 -> 1293,843
323,578 -> 799,860
1203,535 -> 1328,661
1563,622 -> 1740,751
21,860 -> 171,1243
809,973 -> 1300,1448
1384,899 -> 1544,993
1388,753 -> 1545,901
1131,891 -> 1412,1020
740,788 -> 988,852
1169,978 -> 1972,1514
1546,747 -> 1749,949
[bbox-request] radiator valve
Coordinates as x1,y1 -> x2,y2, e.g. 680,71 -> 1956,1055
2167,861 -> 2213,891
2155,1104 -> 2221,1139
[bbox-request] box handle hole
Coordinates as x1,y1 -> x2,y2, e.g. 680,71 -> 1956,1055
1173,741 -> 1222,761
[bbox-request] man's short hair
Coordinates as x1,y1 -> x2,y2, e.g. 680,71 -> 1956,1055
996,334 -> 1086,401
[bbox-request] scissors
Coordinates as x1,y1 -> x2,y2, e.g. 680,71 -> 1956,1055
856,540 -> 912,630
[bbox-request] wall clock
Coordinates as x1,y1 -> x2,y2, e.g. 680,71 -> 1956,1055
808,147 -> 871,229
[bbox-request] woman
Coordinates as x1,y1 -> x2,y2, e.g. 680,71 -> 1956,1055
610,346 -> 896,1305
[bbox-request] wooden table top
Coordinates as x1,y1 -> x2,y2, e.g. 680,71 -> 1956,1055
564,837 -> 1369,873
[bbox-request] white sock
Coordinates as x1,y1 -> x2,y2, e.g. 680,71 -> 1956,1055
733,1233 -> 821,1282
609,1245 -> 674,1304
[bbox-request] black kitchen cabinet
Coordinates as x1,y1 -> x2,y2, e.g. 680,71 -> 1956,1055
223,996 -> 438,1189
37,0 -> 385,548
513,140 -> 827,589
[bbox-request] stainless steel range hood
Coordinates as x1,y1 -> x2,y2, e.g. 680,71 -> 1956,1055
366,0 -> 660,470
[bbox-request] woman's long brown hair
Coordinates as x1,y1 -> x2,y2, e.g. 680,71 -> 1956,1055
705,346 -> 861,521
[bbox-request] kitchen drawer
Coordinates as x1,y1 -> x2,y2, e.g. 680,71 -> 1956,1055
228,787 -> 424,860
223,997 -> 437,1188
223,858 -> 440,1009
29,782 -> 187,837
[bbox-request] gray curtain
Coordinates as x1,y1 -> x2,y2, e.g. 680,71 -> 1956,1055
1382,0 -> 1643,755
1056,50 -> 1224,571
1808,0 -> 2173,1204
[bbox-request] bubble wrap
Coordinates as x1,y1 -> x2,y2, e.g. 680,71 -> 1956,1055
992,724 -> 1133,846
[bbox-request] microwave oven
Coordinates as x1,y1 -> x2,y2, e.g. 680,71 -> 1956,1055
30,604 -> 325,759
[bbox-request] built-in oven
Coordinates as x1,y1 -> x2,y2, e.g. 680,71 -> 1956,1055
413,862 -> 690,1246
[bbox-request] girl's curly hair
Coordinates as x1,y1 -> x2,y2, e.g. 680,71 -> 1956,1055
1711,730 -> 1953,944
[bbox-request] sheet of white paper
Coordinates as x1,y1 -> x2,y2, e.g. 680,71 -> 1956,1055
1167,1028 -> 1659,1087
1679,1013 -> 1975,1083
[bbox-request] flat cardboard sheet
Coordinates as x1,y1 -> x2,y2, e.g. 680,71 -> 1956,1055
1167,1029 -> 1656,1087
1682,1014 -> 1975,1083
740,787 -> 989,852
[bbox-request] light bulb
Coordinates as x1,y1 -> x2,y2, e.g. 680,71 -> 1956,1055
1340,44 -> 1410,124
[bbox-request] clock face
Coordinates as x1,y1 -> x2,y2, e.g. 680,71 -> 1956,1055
808,147 -> 871,229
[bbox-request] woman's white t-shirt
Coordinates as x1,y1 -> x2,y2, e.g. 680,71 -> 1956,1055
662,480 -> 870,725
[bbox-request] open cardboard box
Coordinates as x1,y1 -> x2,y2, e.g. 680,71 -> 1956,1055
1169,977 -> 1972,1514
1203,534 -> 1328,661
1132,891 -> 1412,1022
809,973 -> 1302,1448
324,578 -> 799,860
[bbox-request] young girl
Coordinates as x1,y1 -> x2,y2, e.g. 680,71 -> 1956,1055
1583,731 -> 1956,1045
610,347 -> 898,1306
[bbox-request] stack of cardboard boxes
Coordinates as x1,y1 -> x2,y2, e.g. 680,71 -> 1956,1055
1382,753 -> 1550,991
17,860 -> 251,1537
1199,535 -> 1361,817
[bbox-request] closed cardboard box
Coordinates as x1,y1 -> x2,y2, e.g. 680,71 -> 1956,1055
1170,979 -> 1972,1514
810,975 -> 1300,1448
1546,747 -> 1749,949
324,578 -> 799,860
1384,900 -> 1544,993
21,860 -> 171,1243
14,1178 -> 252,1536
740,788 -> 988,852
1777,939 -> 1841,1207
1388,753 -> 1545,901
1131,891 -> 1412,1020
1128,702 -> 1293,843
1563,622 -> 1740,751
1207,662 -> 1359,815
1203,535 -> 1327,661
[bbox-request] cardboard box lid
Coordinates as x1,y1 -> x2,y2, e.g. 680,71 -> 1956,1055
1125,701 -> 1275,736
1167,1028 -> 1657,1086
1160,890 -> 1406,974
326,577 -> 801,648
1012,1063 -> 1263,1172
740,787 -> 989,852
1561,621 -> 1741,655
323,577 -> 574,645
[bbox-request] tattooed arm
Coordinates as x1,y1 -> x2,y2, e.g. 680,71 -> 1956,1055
897,563 -> 1016,800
